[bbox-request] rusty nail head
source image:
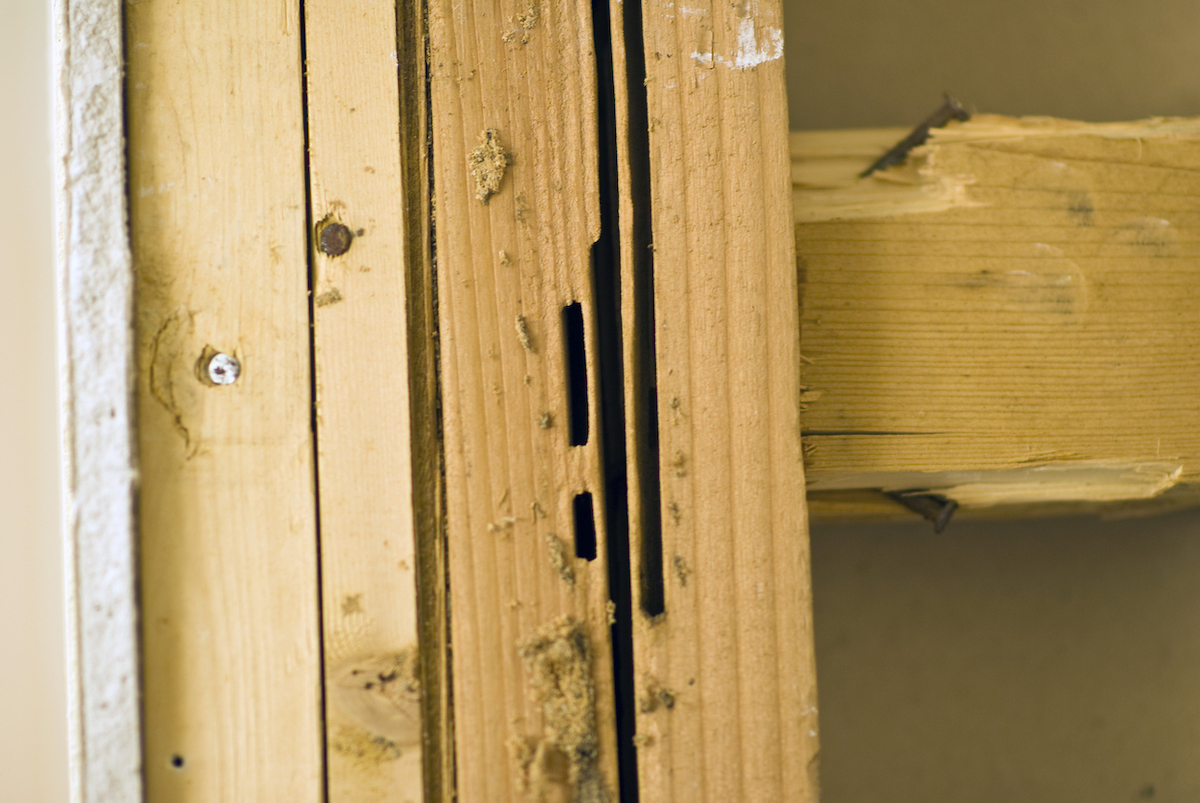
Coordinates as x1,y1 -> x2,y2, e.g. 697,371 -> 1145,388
318,221 -> 353,257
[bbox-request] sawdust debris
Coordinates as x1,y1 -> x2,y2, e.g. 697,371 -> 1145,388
672,555 -> 690,586
517,315 -> 536,352
468,128 -> 511,204
546,533 -> 575,586
517,616 -> 610,803
639,675 -> 676,713
503,0 -> 540,44
489,516 -> 518,535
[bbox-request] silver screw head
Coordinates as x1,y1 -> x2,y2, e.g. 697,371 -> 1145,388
206,352 -> 241,385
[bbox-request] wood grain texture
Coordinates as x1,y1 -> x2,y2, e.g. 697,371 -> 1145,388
428,1 -> 621,800
55,0 -> 142,799
303,1 -> 424,799
793,117 -> 1200,518
633,1 -> 820,800
127,1 -> 323,799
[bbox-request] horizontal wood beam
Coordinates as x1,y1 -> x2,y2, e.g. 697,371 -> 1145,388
794,116 -> 1200,523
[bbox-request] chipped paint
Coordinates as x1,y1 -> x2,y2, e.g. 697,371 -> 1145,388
733,14 -> 782,68
688,3 -> 782,70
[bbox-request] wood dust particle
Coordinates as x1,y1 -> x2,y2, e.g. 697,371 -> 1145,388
488,516 -> 517,535
639,675 -> 675,714
503,1 -> 539,44
516,315 -> 536,352
546,533 -> 575,586
672,555 -> 689,586
517,0 -> 538,29
468,128 -> 511,204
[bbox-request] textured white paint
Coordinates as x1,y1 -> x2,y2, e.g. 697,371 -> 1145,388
733,14 -> 783,69
688,5 -> 783,70
54,0 -> 143,800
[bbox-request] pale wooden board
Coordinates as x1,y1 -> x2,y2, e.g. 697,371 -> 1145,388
54,0 -> 142,800
127,1 -> 324,799
793,117 -> 1200,513
302,1 -> 425,799
633,1 -> 820,800
428,0 -> 621,800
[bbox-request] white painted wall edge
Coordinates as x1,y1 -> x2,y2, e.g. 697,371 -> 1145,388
54,0 -> 143,800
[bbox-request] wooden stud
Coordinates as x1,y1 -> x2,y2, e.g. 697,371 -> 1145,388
302,0 -> 426,799
632,1 -> 820,801
427,0 -> 622,800
127,0 -> 324,798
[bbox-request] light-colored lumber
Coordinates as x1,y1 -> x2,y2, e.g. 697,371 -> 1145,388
793,116 -> 1200,520
302,1 -> 425,798
633,1 -> 820,801
127,1 -> 323,799
54,1 -> 142,800
427,1 -> 621,800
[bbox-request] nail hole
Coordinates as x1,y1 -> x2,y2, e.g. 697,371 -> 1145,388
573,492 -> 597,561
562,302 -> 589,446
171,755 -> 185,769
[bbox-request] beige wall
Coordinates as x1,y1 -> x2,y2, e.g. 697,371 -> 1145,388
0,0 -> 69,800
784,1 -> 1200,800
784,0 -> 1200,130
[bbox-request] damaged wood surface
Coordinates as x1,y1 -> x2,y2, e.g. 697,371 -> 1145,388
634,1 -> 820,801
127,0 -> 323,799
303,0 -> 426,799
427,0 -> 620,800
793,116 -> 1200,520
